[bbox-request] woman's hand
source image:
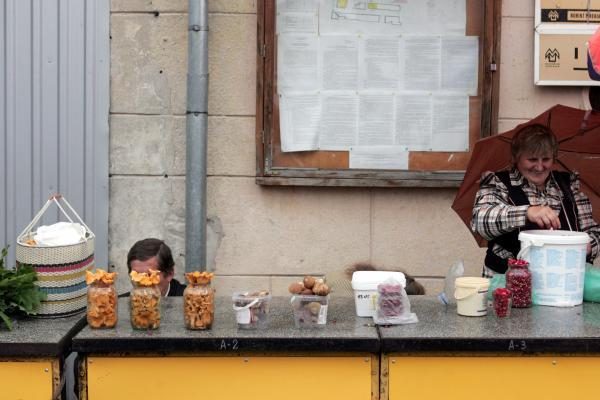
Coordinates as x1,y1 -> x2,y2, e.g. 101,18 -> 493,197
527,205 -> 561,229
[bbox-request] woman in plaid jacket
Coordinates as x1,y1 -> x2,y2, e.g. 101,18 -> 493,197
471,124 -> 600,276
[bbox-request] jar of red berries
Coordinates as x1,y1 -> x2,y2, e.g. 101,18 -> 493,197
493,288 -> 512,318
506,258 -> 532,308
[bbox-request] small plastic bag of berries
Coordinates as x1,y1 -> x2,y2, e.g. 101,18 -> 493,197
493,288 -> 512,318
373,277 -> 418,325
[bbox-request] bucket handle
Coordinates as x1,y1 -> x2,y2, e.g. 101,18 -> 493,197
517,238 -> 545,260
18,194 -> 93,242
233,298 -> 260,311
454,286 -> 482,301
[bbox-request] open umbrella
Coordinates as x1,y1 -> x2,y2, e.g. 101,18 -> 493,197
452,104 -> 600,246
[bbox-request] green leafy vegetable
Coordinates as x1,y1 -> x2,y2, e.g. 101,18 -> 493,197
0,246 -> 46,330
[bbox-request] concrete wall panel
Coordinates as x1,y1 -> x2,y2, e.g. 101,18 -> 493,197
110,115 -> 186,175
111,0 -> 187,12
271,276 -> 306,296
208,14 -> 256,115
371,188 -> 485,278
498,17 -> 585,120
111,0 -> 257,14
207,177 -> 371,275
497,118 -> 529,134
212,275 -> 271,296
210,0 -> 257,13
111,14 -> 187,115
208,116 -> 256,176
502,0 -> 534,17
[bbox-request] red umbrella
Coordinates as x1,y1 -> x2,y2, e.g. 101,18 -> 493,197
452,104 -> 600,246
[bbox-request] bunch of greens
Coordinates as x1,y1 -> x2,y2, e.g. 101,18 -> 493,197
0,246 -> 46,330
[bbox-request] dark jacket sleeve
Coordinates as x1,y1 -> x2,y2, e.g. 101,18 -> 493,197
168,278 -> 186,297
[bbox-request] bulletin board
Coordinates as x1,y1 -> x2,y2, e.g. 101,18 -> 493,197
256,0 -> 502,187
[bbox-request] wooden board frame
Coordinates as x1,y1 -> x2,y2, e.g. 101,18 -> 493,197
256,0 -> 502,187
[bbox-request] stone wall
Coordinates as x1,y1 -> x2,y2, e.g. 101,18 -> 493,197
109,0 -> 591,296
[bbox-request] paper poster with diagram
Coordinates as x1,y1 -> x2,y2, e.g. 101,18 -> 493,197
277,0 -> 477,163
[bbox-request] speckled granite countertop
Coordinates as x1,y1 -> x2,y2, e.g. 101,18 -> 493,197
72,296 -> 379,354
17,296 -> 600,357
380,296 -> 600,353
0,312 -> 86,357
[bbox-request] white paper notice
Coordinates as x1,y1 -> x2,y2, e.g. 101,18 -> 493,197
441,36 -> 479,94
278,34 -> 319,94
320,0 -> 394,35
360,36 -> 400,90
358,94 -> 394,145
319,94 -> 358,150
319,0 -> 466,35
432,95 -> 469,151
395,93 -> 432,150
349,146 -> 409,170
401,36 -> 441,91
277,0 -> 318,13
425,0 -> 466,35
275,1 -> 475,156
394,0 -> 466,35
280,93 -> 320,152
277,12 -> 318,34
321,35 -> 359,90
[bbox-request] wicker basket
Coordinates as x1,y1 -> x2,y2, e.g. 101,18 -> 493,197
16,195 -> 95,317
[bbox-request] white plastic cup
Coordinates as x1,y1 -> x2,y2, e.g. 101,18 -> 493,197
454,277 -> 490,316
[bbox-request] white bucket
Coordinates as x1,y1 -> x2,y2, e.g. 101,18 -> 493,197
454,277 -> 490,316
518,230 -> 589,307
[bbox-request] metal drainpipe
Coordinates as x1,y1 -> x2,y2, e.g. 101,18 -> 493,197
185,0 -> 208,272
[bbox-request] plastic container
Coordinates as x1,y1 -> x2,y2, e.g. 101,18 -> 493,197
351,271 -> 406,317
454,277 -> 490,316
232,291 -> 271,329
518,230 -> 589,307
291,294 -> 329,328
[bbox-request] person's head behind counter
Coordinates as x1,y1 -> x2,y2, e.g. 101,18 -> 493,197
127,238 -> 185,297
510,123 -> 558,190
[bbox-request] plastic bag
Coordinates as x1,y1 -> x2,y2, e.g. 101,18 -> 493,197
438,260 -> 464,305
373,277 -> 418,325
584,263 -> 600,302
487,274 -> 506,301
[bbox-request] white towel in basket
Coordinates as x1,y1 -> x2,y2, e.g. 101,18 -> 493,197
34,222 -> 86,246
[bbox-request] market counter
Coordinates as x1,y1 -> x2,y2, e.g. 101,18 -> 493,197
379,296 -> 600,400
72,296 -> 379,400
0,312 -> 86,399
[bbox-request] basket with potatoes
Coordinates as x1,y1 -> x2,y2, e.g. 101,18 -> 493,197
288,276 -> 330,328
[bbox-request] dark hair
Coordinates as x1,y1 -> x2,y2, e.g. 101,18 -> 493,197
511,123 -> 558,165
127,238 -> 175,275
345,262 -> 426,295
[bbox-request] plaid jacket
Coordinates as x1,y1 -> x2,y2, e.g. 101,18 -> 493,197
471,168 -> 600,263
